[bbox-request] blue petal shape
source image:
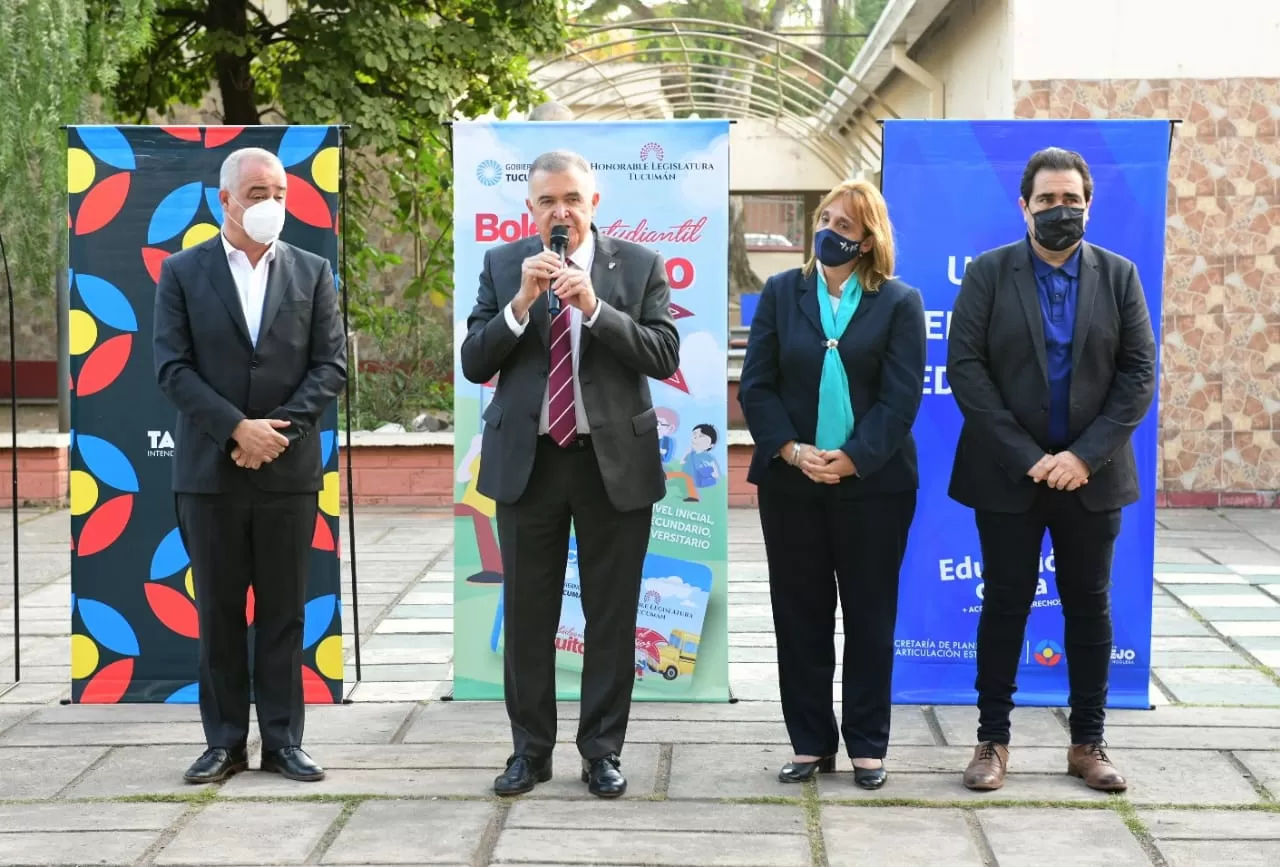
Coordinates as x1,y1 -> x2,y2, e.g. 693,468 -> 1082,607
76,434 -> 139,492
302,594 -> 337,650
204,187 -> 224,226
277,126 -> 328,167
77,597 -> 140,656
147,181 -> 203,245
76,126 -> 136,170
149,527 -> 189,580
320,430 -> 335,466
75,273 -> 138,332
165,682 -> 199,703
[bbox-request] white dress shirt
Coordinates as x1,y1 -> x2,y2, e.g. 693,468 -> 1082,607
503,238 -> 602,434
221,232 -> 276,346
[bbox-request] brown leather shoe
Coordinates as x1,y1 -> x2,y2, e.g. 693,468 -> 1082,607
1067,742 -> 1127,792
963,742 -> 1009,791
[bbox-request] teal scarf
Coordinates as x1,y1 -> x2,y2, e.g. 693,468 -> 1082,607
814,267 -> 862,450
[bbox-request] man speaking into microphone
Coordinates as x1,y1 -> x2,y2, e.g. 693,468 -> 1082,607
461,149 -> 680,798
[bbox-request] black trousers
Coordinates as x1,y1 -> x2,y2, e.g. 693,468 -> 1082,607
973,486 -> 1121,746
495,435 -> 652,761
759,486 -> 916,759
175,490 -> 315,752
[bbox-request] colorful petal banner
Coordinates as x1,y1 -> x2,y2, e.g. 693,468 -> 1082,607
68,125 -> 346,703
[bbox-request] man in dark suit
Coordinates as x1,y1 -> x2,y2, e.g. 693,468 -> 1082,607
153,146 -> 347,785
947,147 -> 1156,794
460,149 -> 680,798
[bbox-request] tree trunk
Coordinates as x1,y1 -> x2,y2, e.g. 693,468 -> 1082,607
729,196 -> 762,296
209,0 -> 259,124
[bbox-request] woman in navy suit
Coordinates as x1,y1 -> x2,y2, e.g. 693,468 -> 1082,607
738,179 -> 926,789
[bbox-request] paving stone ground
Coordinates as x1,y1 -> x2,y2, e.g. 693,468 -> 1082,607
1,506 -> 1279,865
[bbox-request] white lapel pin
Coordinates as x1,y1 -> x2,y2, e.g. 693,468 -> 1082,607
608,261 -> 617,270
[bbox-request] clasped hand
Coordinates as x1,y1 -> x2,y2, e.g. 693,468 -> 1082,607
1027,450 -> 1089,491
792,442 -> 856,484
231,418 -> 291,470
516,250 -> 597,317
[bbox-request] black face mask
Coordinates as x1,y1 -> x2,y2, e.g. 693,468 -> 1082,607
1028,205 -> 1086,252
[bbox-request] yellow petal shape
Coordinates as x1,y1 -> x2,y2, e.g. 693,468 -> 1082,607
185,567 -> 194,599
311,147 -> 340,194
71,633 -> 99,679
68,148 -> 96,194
69,470 -> 99,516
69,309 -> 98,356
318,471 -> 340,517
182,222 -> 220,249
314,634 -> 343,681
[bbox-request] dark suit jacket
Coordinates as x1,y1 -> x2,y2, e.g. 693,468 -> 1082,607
947,239 -> 1157,513
153,236 -> 348,495
738,267 -> 927,499
459,230 -> 680,513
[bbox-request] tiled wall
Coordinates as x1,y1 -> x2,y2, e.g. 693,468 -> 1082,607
1014,79 -> 1280,500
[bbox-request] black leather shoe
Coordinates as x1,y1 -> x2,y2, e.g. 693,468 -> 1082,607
853,764 -> 887,790
183,747 -> 248,783
582,754 -> 626,798
778,756 -> 835,783
494,754 -> 552,796
261,746 -> 325,782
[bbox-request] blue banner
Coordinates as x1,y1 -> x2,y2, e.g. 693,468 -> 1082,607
883,119 -> 1169,709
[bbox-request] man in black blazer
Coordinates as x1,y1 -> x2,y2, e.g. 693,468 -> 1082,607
153,146 -> 346,785
948,147 -> 1156,794
460,149 -> 680,798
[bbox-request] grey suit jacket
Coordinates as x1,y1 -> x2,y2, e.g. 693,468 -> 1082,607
459,230 -> 681,512
946,239 -> 1157,514
153,237 -> 347,495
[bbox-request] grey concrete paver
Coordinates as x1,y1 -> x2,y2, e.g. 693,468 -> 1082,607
321,800 -> 493,864
153,801 -> 344,865
979,808 -> 1150,866
823,807 -> 985,866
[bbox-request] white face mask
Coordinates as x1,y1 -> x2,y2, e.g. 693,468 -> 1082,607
229,196 -> 286,245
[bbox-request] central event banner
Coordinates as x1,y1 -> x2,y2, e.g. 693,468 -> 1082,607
451,119 -> 731,702
883,119 -> 1169,709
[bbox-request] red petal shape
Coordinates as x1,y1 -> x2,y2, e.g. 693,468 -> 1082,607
144,582 -> 199,639
662,369 -> 690,394
75,172 -> 131,236
163,127 -> 202,142
81,657 -> 134,704
284,174 -> 332,228
142,248 -> 171,284
246,585 -> 255,626
78,494 -> 133,556
669,303 -> 694,320
204,127 -> 244,148
312,513 -> 335,551
302,664 -> 334,703
77,334 -> 132,396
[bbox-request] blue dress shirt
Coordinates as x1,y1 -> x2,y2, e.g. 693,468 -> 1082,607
1028,237 -> 1081,448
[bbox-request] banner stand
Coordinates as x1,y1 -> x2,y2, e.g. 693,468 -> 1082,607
0,227 -> 18,689
335,127 -> 365,704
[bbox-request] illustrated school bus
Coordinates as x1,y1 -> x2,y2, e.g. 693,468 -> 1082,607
649,629 -> 700,680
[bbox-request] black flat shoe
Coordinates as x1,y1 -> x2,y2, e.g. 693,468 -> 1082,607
494,754 -> 552,796
582,754 -> 627,798
183,746 -> 248,783
261,746 -> 325,782
853,765 -> 887,790
778,756 -> 835,783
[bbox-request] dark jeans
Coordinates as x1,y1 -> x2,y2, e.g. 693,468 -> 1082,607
759,487 -> 916,759
973,486 -> 1121,746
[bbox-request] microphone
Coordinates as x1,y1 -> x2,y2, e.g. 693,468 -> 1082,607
548,225 -> 569,316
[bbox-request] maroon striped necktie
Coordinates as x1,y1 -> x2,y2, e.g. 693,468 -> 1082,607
545,269 -> 577,447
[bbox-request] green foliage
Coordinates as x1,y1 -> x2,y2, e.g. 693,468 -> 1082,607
0,0 -> 153,303
107,0 -> 567,429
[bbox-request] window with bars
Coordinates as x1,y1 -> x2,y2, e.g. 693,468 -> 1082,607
741,194 -> 806,251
